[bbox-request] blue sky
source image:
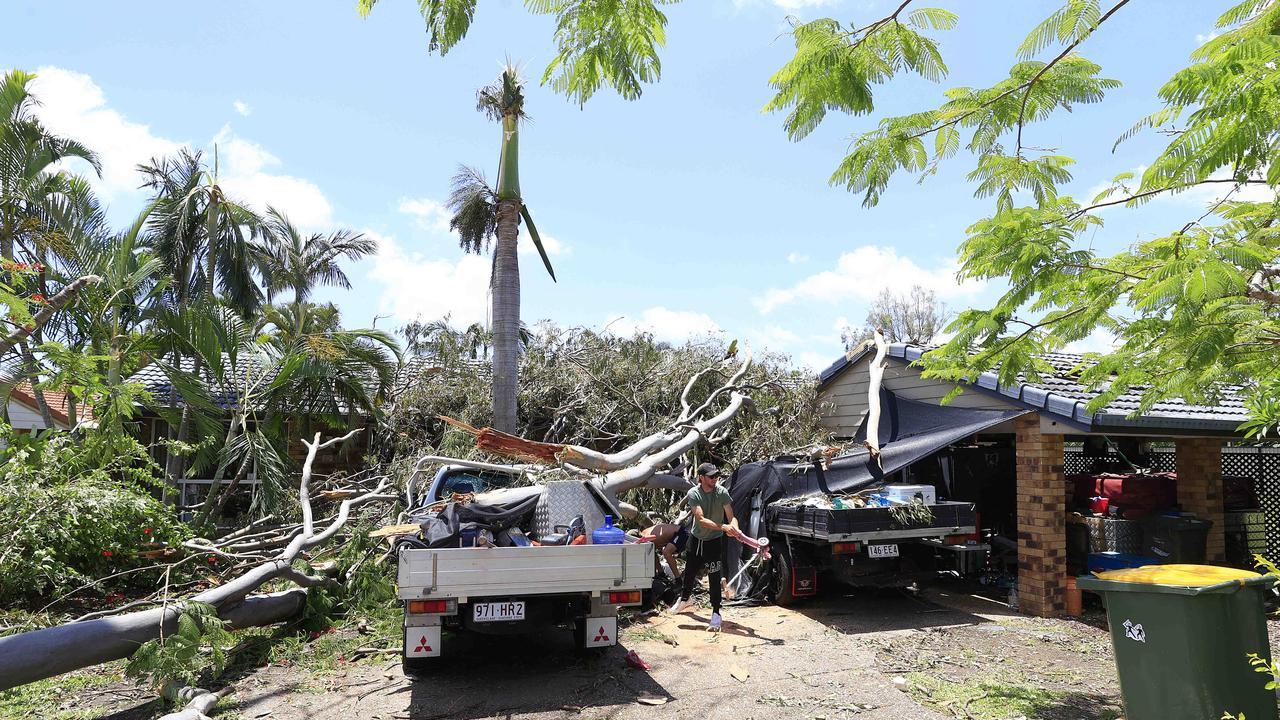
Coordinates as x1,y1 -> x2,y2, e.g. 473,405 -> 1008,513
3,0 -> 1236,369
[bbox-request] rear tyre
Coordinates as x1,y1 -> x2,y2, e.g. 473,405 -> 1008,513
772,543 -> 798,607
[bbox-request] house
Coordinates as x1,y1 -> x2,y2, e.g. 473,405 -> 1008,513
6,381 -> 92,432
817,342 -> 1265,617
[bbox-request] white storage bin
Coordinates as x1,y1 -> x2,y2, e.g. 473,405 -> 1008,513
884,484 -> 936,505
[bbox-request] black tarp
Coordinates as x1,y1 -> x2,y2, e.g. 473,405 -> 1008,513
723,391 -> 1027,599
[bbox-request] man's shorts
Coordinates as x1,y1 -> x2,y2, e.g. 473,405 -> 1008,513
670,526 -> 689,552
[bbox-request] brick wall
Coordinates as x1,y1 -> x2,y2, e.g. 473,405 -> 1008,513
1016,413 -> 1067,617
1175,437 -> 1226,562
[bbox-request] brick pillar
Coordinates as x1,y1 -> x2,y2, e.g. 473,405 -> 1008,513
1175,437 -> 1226,562
1016,414 -> 1067,617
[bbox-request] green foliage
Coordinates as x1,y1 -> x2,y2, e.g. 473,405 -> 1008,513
126,601 -> 235,688
387,321 -> 825,514
359,0 -> 677,105
765,8 -> 956,142
0,426 -> 185,604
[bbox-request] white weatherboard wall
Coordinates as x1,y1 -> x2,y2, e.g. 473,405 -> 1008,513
818,355 -> 1019,437
7,399 -> 52,430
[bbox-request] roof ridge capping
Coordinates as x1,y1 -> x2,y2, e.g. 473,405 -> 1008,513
819,342 -> 1246,436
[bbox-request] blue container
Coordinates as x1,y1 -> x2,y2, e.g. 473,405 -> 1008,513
1088,551 -> 1158,572
591,515 -> 625,545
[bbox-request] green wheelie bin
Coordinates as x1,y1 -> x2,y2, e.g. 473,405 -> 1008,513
1077,564 -> 1278,720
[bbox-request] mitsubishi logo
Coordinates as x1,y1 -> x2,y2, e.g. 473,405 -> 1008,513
593,626 -> 610,642
414,635 -> 433,653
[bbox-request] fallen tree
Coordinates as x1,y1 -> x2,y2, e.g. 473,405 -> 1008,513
0,429 -> 393,691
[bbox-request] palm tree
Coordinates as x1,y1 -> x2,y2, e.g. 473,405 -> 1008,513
0,70 -> 100,262
139,149 -> 264,493
447,64 -> 556,433
257,207 -> 376,305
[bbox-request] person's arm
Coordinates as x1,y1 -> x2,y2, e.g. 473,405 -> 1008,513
691,504 -> 721,533
721,502 -> 741,539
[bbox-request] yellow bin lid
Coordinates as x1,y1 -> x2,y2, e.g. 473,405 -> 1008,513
1096,564 -> 1262,586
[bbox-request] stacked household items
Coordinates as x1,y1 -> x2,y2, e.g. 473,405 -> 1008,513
1066,472 -> 1212,573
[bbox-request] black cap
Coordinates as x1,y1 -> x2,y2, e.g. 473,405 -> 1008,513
696,462 -> 721,478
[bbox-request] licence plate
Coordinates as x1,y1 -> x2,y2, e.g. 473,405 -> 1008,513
867,543 -> 899,558
473,601 -> 525,622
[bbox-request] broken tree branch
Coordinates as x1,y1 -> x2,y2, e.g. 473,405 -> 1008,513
0,429 -> 391,692
864,330 -> 888,467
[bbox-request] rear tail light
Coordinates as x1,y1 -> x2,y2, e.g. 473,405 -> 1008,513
408,599 -> 454,614
831,542 -> 860,554
607,591 -> 642,604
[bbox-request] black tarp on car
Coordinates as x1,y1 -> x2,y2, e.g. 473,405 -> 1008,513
723,391 -> 1026,597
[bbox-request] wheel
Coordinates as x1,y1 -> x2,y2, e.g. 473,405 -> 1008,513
772,543 -> 798,607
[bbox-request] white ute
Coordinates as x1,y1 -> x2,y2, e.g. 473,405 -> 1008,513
398,465 -> 655,673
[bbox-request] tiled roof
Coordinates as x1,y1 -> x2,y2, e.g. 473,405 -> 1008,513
10,381 -> 94,426
127,353 -> 491,415
818,343 -> 1248,434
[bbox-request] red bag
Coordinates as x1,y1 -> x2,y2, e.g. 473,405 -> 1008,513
1070,473 -> 1176,516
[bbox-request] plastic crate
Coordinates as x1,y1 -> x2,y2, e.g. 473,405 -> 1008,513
1082,516 -> 1144,555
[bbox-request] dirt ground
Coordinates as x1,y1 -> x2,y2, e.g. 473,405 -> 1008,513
195,584 -> 1123,720
35,581 -> 1280,720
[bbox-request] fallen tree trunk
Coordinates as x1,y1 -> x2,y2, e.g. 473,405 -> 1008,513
0,430 -> 390,692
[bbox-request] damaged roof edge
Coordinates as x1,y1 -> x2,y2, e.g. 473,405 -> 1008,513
817,342 -> 1246,436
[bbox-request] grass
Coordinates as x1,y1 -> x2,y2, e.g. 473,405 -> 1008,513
623,624 -> 677,645
0,661 -> 156,720
905,672 -> 1123,720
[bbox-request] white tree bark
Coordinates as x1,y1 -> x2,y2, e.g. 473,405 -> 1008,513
865,329 -> 888,466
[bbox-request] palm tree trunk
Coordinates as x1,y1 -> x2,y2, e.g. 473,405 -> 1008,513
490,198 -> 522,433
18,342 -> 56,430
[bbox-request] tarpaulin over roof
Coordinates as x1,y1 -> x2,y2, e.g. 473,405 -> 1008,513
728,390 -> 1027,519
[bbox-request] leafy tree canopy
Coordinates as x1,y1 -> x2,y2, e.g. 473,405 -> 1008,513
767,0 -> 1280,437
356,0 -> 679,106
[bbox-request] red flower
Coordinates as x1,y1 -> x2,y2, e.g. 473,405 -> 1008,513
101,550 -> 113,557
142,527 -> 152,535
29,294 -> 46,305
207,555 -> 217,563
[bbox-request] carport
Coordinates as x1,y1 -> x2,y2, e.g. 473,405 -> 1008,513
817,343 -> 1254,617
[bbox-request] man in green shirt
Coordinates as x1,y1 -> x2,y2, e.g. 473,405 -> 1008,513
669,463 -> 739,631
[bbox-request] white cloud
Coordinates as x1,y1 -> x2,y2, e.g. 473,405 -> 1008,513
398,197 -> 452,234
749,324 -> 801,350
366,230 -> 492,326
29,66 -> 182,203
213,124 -> 334,229
27,68 -> 333,228
754,245 -> 983,314
786,252 -> 809,264
1063,328 -> 1118,355
233,100 -> 251,117
1195,31 -> 1220,45
797,351 -> 835,372
518,229 -> 571,257
604,307 -> 722,344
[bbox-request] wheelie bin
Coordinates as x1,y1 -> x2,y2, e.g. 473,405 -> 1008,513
1077,564 -> 1278,720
